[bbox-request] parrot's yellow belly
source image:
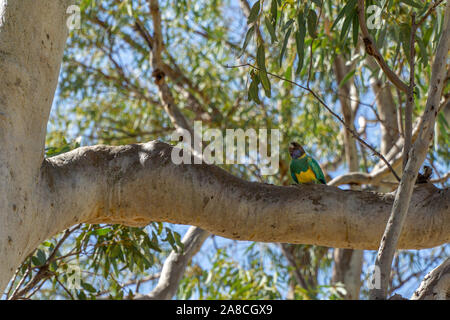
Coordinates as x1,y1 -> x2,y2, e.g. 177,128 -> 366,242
296,168 -> 316,183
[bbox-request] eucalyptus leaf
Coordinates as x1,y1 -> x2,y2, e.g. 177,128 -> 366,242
307,9 -> 318,38
264,17 -> 277,43
399,0 -> 423,9
331,0 -> 357,31
257,45 -> 271,97
295,14 -> 306,74
279,27 -> 292,66
240,25 -> 255,56
247,1 -> 261,25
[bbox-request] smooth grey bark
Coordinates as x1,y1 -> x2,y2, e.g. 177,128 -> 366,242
34,141 -> 449,248
365,55 -> 399,156
0,0 -> 74,293
357,0 -> 409,93
411,258 -> 450,300
331,249 -> 363,299
334,56 -> 359,173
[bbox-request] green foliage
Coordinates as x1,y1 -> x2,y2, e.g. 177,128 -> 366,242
45,137 -> 81,158
7,223 -> 183,299
177,249 -> 282,299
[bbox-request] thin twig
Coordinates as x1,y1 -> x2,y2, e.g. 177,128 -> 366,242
9,254 -> 34,298
55,276 -> 75,300
357,0 -> 409,92
10,225 -> 81,299
225,62 -> 401,181
416,0 -> 445,27
4,265 -> 21,299
403,13 -> 416,170
26,276 -> 49,299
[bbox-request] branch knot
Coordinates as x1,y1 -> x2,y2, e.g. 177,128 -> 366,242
152,69 -> 166,85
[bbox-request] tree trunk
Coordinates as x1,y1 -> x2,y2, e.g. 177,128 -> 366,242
0,0 -> 74,292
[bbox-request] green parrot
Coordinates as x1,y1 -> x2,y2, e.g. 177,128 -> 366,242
289,142 -> 326,184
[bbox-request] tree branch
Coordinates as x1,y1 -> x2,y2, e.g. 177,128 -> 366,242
416,0 -> 445,27
38,141 -> 450,250
411,258 -> 450,300
279,244 -> 309,290
135,226 -> 210,299
357,0 -> 409,92
403,13 -> 416,170
366,57 -> 400,155
148,0 -> 193,134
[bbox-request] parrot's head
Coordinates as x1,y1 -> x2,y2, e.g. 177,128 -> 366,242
289,141 -> 305,159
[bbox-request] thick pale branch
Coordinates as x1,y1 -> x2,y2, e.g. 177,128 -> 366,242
39,141 -> 450,250
135,226 -> 210,300
337,114 -> 434,187
143,0 -> 211,301
412,258 -> 450,300
329,151 -> 402,187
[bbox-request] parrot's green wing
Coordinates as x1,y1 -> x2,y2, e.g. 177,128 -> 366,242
307,156 -> 326,184
290,168 -> 299,184
290,159 -> 299,183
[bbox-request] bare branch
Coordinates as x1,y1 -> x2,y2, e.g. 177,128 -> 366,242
138,1 -> 211,302
412,258 -> 450,300
135,226 -> 210,299
334,56 -> 359,172
431,172 -> 450,184
148,0 -> 193,134
357,0 -> 409,92
279,244 -> 309,290
403,13 -> 416,170
416,0 -> 445,27
366,56 -> 400,154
